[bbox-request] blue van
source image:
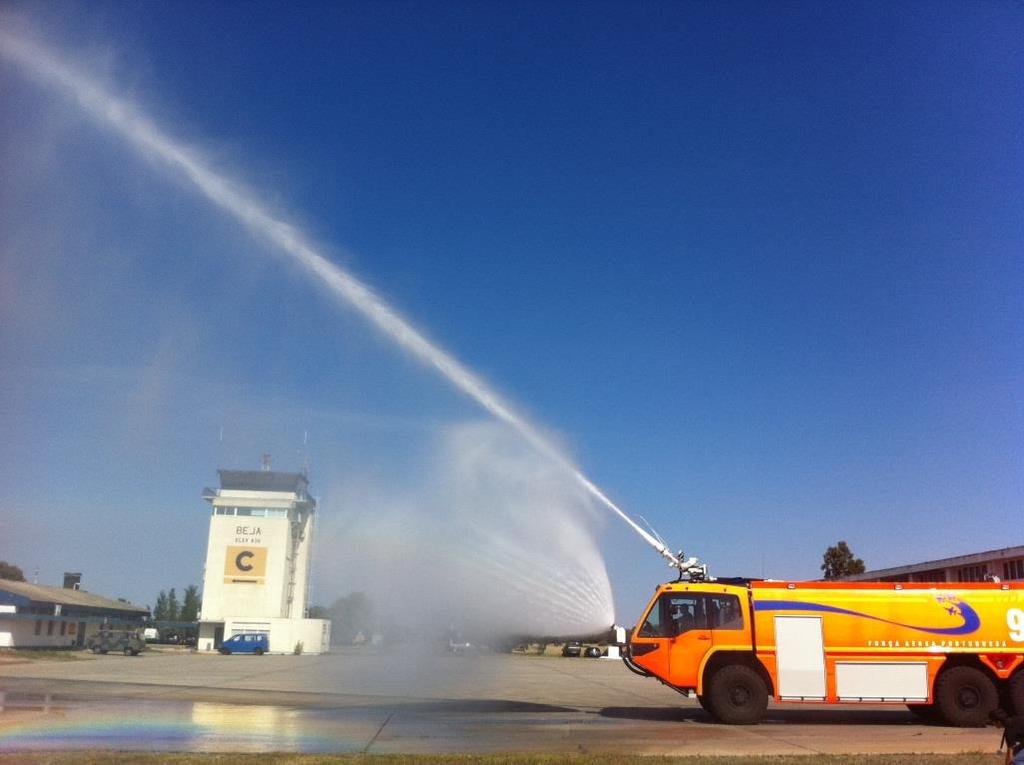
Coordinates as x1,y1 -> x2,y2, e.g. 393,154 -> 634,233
218,633 -> 269,655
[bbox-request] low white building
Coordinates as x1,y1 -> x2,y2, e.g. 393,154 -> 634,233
843,544 -> 1024,583
0,578 -> 147,649
197,467 -> 330,654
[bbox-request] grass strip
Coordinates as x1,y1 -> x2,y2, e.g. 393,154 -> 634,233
0,649 -> 82,662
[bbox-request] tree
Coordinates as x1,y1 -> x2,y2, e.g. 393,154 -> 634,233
153,590 -> 169,621
329,592 -> 373,644
181,585 -> 201,622
0,561 -> 25,581
167,588 -> 180,621
821,540 -> 865,580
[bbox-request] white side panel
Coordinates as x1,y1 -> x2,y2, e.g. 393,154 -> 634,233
228,620 -> 271,637
835,662 -> 928,701
774,615 -> 826,699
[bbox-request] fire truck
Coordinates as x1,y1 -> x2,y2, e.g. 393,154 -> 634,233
619,576 -> 1024,726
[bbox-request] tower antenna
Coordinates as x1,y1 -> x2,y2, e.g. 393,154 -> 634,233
302,430 -> 310,476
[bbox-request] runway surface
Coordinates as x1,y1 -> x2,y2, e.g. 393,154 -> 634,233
0,649 -> 1002,755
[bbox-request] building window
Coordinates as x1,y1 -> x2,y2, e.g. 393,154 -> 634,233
1004,559 -> 1024,581
47,621 -> 54,636
214,506 -> 287,518
957,565 -> 988,582
34,620 -> 42,635
60,621 -> 67,636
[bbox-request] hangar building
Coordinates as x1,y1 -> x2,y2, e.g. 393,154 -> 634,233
0,578 -> 147,648
197,467 -> 330,654
843,544 -> 1024,583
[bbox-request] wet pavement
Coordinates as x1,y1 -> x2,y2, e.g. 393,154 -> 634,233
0,650 -> 1003,755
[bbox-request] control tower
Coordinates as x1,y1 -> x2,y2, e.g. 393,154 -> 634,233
197,463 -> 330,653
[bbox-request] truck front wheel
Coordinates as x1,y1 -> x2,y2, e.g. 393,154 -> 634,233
934,666 -> 998,727
704,664 -> 769,725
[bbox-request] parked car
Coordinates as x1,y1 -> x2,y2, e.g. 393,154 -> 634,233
562,641 -> 602,657
218,633 -> 268,655
86,629 -> 146,656
160,632 -> 197,646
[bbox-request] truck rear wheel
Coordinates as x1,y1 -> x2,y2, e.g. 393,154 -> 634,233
1009,670 -> 1024,716
705,664 -> 768,725
934,666 -> 998,727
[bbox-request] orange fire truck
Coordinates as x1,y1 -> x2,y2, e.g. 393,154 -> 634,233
620,577 -> 1024,725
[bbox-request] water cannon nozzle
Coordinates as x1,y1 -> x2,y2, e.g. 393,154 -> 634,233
666,550 -> 708,582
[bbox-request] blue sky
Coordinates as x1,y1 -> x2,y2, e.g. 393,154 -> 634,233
1,1 -> 1022,623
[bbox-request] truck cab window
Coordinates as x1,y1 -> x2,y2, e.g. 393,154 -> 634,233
666,594 -> 705,636
706,594 -> 743,630
639,593 -> 709,637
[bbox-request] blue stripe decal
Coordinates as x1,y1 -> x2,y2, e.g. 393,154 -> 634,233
753,597 -> 981,636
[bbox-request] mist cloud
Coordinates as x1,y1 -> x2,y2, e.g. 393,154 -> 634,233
316,421 -> 615,641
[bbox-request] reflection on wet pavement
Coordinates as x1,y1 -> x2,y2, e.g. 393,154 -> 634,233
0,691 -> 374,752
0,688 -> 597,754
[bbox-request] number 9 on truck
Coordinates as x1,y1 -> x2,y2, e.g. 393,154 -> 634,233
1009,608 -> 1024,642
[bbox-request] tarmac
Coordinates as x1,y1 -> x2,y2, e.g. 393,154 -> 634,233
0,648 -> 1005,755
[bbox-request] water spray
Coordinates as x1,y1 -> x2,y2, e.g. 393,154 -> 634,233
0,27 -> 699,576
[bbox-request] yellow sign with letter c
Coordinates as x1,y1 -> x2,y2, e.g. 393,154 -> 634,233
224,545 -> 267,583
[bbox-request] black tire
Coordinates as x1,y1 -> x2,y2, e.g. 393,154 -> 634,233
696,694 -> 711,712
254,648 -> 265,656
1009,670 -> 1024,716
906,703 -> 939,722
99,649 -> 108,655
704,664 -> 769,725
90,645 -> 101,654
934,666 -> 998,727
